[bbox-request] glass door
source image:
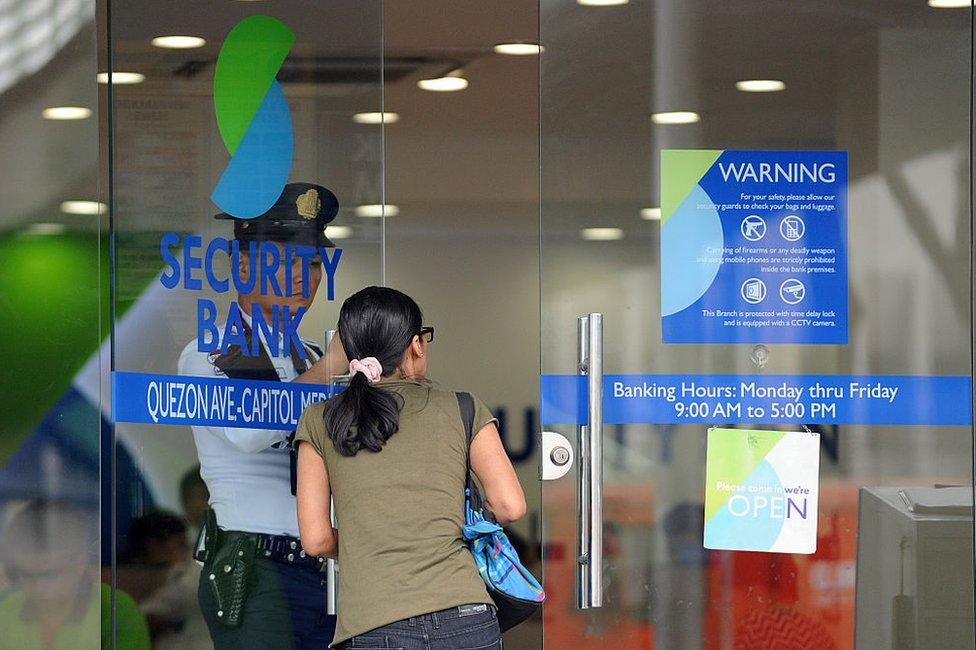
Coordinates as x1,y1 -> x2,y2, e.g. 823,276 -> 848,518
539,2 -> 974,648
0,1 -> 102,647
107,2 -> 383,646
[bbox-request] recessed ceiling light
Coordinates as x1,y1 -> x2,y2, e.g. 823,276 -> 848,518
651,111 -> 701,125
60,200 -> 107,215
493,42 -> 544,56
355,204 -> 400,218
151,35 -> 206,49
42,106 -> 91,120
418,70 -> 468,92
640,207 -> 662,221
97,71 -> 145,85
353,112 -> 400,124
26,223 -> 66,235
736,79 -> 786,93
581,227 -> 624,241
577,0 -> 629,5
325,225 -> 353,240
928,0 -> 972,7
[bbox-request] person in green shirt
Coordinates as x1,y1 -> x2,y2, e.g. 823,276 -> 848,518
0,499 -> 150,649
295,287 -> 527,649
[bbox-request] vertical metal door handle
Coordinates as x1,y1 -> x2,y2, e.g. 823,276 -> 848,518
576,313 -> 604,609
324,329 -> 339,616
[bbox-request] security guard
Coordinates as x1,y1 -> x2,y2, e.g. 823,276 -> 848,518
178,182 -> 344,648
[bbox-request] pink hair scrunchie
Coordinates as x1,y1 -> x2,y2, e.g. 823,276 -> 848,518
348,357 -> 383,383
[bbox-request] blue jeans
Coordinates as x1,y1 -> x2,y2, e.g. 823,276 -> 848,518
343,604 -> 501,649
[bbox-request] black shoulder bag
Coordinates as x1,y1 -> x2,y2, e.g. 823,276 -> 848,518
456,392 -> 545,632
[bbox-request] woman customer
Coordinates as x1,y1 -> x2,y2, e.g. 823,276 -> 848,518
294,286 -> 526,649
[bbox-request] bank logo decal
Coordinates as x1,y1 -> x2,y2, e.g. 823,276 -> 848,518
703,427 -> 820,554
211,15 -> 295,218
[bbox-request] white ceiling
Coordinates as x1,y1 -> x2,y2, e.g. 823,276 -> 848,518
0,0 -> 970,231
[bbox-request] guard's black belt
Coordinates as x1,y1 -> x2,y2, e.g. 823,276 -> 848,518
223,529 -> 325,571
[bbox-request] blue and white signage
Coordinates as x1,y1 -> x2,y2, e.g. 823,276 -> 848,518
112,371 -> 973,429
661,150 -> 848,344
113,371 -> 334,430
540,374 -> 972,427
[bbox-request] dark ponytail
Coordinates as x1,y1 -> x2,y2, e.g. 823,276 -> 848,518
325,286 -> 423,456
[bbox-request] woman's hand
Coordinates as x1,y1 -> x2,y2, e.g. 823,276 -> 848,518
295,333 -> 348,385
296,441 -> 339,559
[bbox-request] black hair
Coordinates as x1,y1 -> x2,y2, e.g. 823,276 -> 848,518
122,510 -> 187,563
179,464 -> 207,504
325,286 -> 423,456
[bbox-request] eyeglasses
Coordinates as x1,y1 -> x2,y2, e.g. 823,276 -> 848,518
418,326 -> 434,343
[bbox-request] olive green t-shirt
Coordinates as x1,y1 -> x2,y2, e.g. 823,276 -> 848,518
294,378 -> 496,647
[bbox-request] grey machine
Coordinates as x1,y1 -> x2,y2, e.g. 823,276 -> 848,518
855,486 -> 974,649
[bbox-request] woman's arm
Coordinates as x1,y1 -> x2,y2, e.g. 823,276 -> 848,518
296,442 -> 339,558
470,423 -> 527,525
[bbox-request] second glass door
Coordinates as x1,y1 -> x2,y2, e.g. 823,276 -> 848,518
539,1 -> 974,648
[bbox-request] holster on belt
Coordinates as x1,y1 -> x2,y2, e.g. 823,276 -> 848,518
200,510 -> 258,628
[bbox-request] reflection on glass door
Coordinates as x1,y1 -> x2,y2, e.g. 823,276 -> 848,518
108,2 -> 382,647
539,1 -> 973,648
0,0 -> 102,647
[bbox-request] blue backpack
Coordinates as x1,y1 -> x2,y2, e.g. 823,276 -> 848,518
456,392 -> 546,632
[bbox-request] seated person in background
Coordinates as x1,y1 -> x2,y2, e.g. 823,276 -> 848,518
116,511 -> 191,641
0,499 -> 149,649
153,468 -> 212,649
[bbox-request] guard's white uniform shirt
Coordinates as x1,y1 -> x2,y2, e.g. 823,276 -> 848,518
177,313 -> 320,537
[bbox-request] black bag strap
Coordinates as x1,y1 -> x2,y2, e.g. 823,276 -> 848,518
457,391 -> 475,448
456,392 -> 485,512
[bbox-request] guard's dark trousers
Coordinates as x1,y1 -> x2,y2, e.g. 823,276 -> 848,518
199,556 -> 336,649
